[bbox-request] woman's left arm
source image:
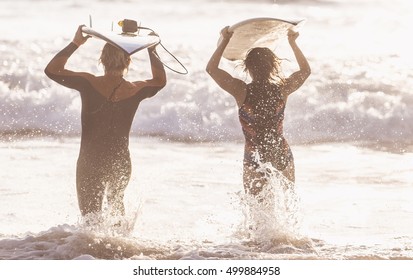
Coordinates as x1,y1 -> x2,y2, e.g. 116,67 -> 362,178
281,30 -> 311,97
44,25 -> 92,88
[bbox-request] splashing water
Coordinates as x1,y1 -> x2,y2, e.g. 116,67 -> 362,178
1,0 -> 413,261
233,157 -> 312,252
78,193 -> 143,238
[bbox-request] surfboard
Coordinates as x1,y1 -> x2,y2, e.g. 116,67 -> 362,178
219,17 -> 305,61
82,26 -> 160,55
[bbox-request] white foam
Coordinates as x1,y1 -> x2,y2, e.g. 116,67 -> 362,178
1,0 -> 413,261
1,0 -> 412,144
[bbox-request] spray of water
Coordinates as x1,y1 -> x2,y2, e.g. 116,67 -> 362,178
78,192 -> 143,238
233,157 -> 314,252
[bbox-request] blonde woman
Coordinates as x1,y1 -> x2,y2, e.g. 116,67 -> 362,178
45,25 -> 166,218
206,27 -> 310,195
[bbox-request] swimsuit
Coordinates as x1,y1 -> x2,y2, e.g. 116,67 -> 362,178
45,43 -> 163,215
239,80 -> 293,192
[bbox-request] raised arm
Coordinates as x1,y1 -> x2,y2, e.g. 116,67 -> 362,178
45,25 -> 90,76
281,30 -> 311,98
44,25 -> 92,87
132,46 -> 167,100
145,46 -> 167,87
206,27 -> 247,108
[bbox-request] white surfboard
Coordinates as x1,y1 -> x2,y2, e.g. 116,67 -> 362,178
82,26 -> 160,55
220,17 -> 305,61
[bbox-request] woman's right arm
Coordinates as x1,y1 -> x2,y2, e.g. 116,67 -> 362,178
132,46 -> 167,100
145,47 -> 167,88
206,27 -> 247,107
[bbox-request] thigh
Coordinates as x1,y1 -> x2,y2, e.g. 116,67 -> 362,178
106,155 -> 132,195
76,157 -> 106,215
270,138 -> 294,171
281,159 -> 295,183
243,161 -> 267,195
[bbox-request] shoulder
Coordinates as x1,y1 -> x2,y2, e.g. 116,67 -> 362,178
146,76 -> 166,88
278,70 -> 310,98
275,81 -> 291,101
60,71 -> 96,82
77,72 -> 97,81
132,80 -> 166,92
128,80 -> 165,100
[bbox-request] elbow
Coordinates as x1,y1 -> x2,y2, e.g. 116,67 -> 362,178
157,75 -> 167,89
152,69 -> 167,89
44,61 -> 59,79
306,69 -> 311,79
44,62 -> 50,75
303,66 -> 311,80
44,65 -> 53,79
206,68 -> 212,76
206,64 -> 214,76
154,65 -> 167,88
159,79 -> 167,89
205,59 -> 215,75
205,64 -> 211,74
160,72 -> 167,88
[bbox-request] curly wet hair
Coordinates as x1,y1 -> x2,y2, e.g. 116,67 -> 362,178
243,47 -> 285,84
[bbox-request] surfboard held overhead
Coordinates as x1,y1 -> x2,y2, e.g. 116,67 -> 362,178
82,19 -> 160,55
220,17 -> 305,61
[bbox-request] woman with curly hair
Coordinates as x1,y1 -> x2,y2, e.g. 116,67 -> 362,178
206,27 -> 310,195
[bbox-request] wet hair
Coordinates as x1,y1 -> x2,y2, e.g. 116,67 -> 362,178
243,47 -> 285,84
99,43 -> 131,75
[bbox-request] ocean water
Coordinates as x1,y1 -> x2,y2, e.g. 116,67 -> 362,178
1,0 -> 413,260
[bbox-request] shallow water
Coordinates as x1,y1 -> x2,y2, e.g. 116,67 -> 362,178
1,138 -> 412,260
1,0 -> 413,260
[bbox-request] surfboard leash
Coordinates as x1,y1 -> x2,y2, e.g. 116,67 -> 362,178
88,17 -> 188,75
156,42 -> 188,75
136,26 -> 189,75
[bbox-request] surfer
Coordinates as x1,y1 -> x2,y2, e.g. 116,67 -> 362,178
206,27 -> 310,195
45,25 -> 166,218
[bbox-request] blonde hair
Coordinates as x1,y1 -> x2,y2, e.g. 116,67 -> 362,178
99,43 -> 131,75
243,47 -> 285,85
